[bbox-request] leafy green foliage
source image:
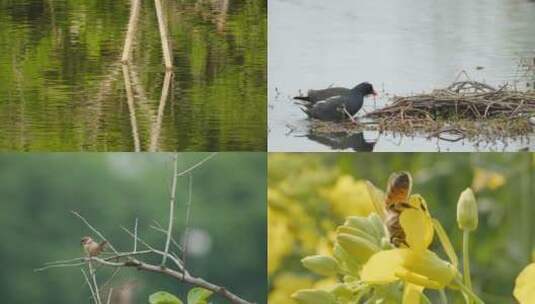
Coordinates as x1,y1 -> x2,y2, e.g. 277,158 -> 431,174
149,291 -> 184,304
187,287 -> 213,304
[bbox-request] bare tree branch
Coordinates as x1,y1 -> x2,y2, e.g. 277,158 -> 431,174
150,222 -> 183,252
106,288 -> 113,304
71,211 -> 119,255
88,260 -> 102,304
89,257 -> 252,304
177,153 -> 218,177
162,153 -> 179,266
133,218 -> 139,253
182,172 -> 193,275
39,249 -> 253,304
81,269 -> 98,304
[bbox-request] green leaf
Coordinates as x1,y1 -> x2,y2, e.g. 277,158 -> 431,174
187,288 -> 214,304
149,291 -> 183,304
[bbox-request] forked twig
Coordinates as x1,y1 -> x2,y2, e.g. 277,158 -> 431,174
162,153 -> 179,266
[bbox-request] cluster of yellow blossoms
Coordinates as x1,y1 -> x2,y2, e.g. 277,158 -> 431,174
268,155 -> 534,304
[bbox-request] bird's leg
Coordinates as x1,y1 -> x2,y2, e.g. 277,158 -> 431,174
343,106 -> 357,124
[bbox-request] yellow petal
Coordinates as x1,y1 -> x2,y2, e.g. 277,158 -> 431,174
361,249 -> 409,284
366,181 -> 386,220
432,219 -> 459,268
403,250 -> 457,289
403,283 -> 424,304
514,263 -> 535,304
408,194 -> 430,216
396,269 -> 442,289
399,208 -> 434,251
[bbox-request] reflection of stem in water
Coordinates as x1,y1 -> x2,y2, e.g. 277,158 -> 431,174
121,0 -> 142,64
45,0 -> 59,44
122,65 -> 141,152
127,66 -> 156,118
149,71 -> 173,152
12,54 -> 27,149
155,0 -> 173,70
83,63 -> 123,148
216,0 -> 229,33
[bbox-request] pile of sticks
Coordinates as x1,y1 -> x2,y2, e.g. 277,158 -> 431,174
364,81 -> 535,137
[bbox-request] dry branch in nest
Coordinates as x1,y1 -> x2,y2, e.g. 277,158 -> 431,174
364,81 -> 535,139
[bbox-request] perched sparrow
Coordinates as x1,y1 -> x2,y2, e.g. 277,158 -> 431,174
81,236 -> 107,257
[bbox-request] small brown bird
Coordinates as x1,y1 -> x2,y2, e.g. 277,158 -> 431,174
81,236 -> 107,257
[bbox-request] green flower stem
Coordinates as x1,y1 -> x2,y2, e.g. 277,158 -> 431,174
421,294 -> 432,304
454,277 -> 485,304
462,230 -> 473,303
439,289 -> 448,304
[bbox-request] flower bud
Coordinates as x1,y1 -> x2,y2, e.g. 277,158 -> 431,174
301,255 -> 339,276
333,244 -> 360,274
344,216 -> 379,238
329,284 -> 352,301
337,233 -> 379,263
336,225 -> 377,245
456,188 -> 478,231
292,289 -> 336,304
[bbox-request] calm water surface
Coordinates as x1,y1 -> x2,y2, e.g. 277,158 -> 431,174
0,0 -> 266,151
268,0 -> 535,152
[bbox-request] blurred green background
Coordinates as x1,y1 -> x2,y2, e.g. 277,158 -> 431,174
268,153 -> 534,304
0,152 -> 266,303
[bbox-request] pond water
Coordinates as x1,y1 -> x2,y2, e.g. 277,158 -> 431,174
0,0 -> 266,151
268,0 -> 535,152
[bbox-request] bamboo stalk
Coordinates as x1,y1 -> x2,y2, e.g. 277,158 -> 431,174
154,0 -> 173,70
121,0 -> 142,64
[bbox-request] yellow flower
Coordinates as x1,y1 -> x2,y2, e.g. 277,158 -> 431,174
514,263 -> 535,304
268,206 -> 294,275
361,199 -> 457,302
269,273 -> 314,304
403,284 -> 424,304
472,167 -> 505,192
322,176 -> 376,218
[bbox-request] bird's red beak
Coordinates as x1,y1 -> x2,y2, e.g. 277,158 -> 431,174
372,90 -> 378,96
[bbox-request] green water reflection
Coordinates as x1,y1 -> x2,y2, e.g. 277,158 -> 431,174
0,0 -> 267,151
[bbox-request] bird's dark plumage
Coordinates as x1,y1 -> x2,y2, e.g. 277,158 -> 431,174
294,87 -> 351,103
297,82 -> 377,121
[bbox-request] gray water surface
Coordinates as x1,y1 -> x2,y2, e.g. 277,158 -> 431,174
268,0 -> 535,152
